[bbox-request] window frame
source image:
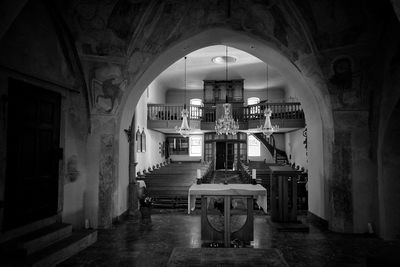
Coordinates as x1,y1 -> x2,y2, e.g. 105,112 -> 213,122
190,98 -> 203,106
247,97 -> 260,106
247,97 -> 260,115
247,134 -> 261,157
189,135 -> 203,157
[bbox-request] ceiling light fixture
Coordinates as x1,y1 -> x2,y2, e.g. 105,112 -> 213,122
215,46 -> 239,135
257,63 -> 279,139
175,56 -> 191,138
212,55 -> 237,64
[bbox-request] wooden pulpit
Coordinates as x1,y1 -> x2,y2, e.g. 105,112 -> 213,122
269,166 -> 302,223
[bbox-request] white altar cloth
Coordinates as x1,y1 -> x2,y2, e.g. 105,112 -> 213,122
188,184 -> 268,214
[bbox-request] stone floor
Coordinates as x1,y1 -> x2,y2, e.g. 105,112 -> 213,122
59,209 -> 398,267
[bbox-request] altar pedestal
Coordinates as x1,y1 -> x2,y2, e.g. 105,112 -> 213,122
188,184 -> 267,247
269,166 -> 301,223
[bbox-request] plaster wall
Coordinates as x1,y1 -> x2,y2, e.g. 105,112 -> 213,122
166,89 -> 203,104
375,15 -> 400,238
248,139 -> 274,163
62,93 -> 89,229
244,88 -> 285,103
294,56 -> 330,223
380,102 -> 400,239
285,129 -> 307,170
165,88 -> 285,104
371,15 -> 400,239
135,83 -> 166,175
272,133 -> 285,151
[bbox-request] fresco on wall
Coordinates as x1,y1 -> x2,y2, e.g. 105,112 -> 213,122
98,134 -> 115,228
91,64 -> 127,114
327,56 -> 368,109
72,0 -> 126,56
66,155 -> 80,183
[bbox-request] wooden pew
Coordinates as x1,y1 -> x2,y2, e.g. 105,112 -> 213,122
142,161 -> 212,208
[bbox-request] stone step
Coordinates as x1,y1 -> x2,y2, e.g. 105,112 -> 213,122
16,223 -> 72,255
0,215 -> 59,244
28,229 -> 97,267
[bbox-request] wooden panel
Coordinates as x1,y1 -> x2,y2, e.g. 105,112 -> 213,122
4,79 -> 61,230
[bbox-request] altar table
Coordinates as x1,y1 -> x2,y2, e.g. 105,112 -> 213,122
188,184 -> 268,247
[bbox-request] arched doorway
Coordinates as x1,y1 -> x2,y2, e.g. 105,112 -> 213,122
117,28 -> 334,228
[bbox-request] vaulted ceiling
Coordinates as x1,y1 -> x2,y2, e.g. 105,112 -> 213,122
155,45 -> 285,91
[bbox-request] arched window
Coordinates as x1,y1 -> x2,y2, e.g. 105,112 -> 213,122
247,97 -> 260,115
247,97 -> 260,106
190,98 -> 203,106
248,135 -> 260,157
190,98 -> 203,119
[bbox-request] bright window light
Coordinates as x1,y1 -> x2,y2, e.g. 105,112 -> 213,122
248,135 -> 260,157
247,97 -> 260,114
189,135 -> 203,156
190,98 -> 203,106
247,97 -> 260,106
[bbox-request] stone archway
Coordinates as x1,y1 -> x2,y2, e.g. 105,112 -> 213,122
117,27 -> 334,228
378,101 -> 400,240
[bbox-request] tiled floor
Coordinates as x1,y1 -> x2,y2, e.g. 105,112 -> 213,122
59,209 -> 398,267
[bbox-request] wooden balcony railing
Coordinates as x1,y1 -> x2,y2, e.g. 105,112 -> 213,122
244,102 -> 304,120
148,104 -> 203,120
148,102 -> 304,122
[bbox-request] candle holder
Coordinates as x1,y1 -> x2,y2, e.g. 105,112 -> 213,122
251,169 -> 257,185
196,178 -> 202,185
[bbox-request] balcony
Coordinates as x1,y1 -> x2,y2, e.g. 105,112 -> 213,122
147,102 -> 305,133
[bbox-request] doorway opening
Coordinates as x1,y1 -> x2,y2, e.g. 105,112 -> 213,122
216,142 -> 235,170
3,79 -> 61,231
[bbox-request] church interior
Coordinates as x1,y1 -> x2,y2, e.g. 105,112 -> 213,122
0,0 -> 400,266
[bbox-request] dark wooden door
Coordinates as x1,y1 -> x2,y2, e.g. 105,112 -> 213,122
3,79 -> 61,230
216,142 -> 226,170
226,143 -> 234,169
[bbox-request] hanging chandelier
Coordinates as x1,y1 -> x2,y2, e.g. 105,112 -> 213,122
215,46 -> 239,135
215,103 -> 239,135
175,56 -> 191,137
258,64 -> 279,138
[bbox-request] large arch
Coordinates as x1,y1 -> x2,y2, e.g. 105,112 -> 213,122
379,100 -> 400,239
117,28 -> 334,227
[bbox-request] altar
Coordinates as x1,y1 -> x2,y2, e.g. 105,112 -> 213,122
188,184 -> 267,247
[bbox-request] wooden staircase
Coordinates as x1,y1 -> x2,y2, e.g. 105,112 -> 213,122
0,216 -> 97,266
253,133 -> 289,165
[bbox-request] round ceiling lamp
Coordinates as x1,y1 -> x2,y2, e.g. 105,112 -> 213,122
211,55 -> 237,64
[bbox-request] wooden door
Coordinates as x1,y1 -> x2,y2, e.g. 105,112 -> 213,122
215,142 -> 226,170
3,79 -> 61,230
226,143 -> 234,169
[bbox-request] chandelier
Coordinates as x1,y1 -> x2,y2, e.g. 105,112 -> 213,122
258,64 -> 279,138
215,46 -> 239,135
175,56 -> 191,137
215,103 -> 239,135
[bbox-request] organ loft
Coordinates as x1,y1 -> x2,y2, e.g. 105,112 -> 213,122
0,0 -> 399,266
